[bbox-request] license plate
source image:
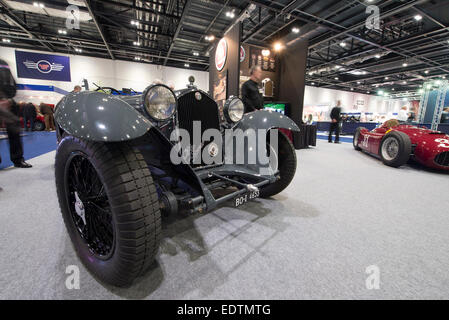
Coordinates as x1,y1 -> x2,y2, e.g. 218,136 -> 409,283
234,190 -> 260,207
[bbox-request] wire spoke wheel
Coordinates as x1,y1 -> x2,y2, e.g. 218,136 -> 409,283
381,137 -> 399,161
66,153 -> 115,259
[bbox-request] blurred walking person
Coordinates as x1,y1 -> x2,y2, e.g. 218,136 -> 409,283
23,102 -> 36,131
39,103 -> 55,131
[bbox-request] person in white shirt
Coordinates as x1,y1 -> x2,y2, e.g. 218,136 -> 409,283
398,106 -> 409,122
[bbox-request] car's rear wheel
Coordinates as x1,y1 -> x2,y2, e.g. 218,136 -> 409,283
33,121 -> 45,131
55,136 -> 161,287
353,127 -> 363,151
259,130 -> 297,198
379,131 -> 411,168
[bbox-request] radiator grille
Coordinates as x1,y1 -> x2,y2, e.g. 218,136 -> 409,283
177,91 -> 221,143
435,152 -> 449,167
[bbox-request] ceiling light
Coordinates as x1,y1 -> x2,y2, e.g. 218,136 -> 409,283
292,27 -> 300,34
226,11 -> 235,18
424,70 -> 429,74
205,35 -> 215,41
403,63 -> 408,67
334,77 -> 339,80
134,57 -> 141,61
131,20 -> 140,26
351,88 -> 354,91
339,42 -> 346,47
2,38 -> 11,43
375,54 -> 381,59
133,41 -> 141,46
193,52 -> 199,56
367,91 -> 370,94
414,15 -> 423,21
443,76 -> 446,79
378,90 -> 384,96
34,2 -> 44,8
357,81 -> 361,84
385,77 -> 389,80
311,82 -> 315,85
75,48 -> 82,53
402,81 -> 407,84
273,42 -> 283,52
184,63 -> 190,67
58,29 -> 67,35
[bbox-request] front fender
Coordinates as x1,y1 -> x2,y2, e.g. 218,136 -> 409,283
233,110 -> 300,132
55,91 -> 153,142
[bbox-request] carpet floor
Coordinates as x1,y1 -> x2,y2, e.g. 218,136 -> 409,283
0,140 -> 448,299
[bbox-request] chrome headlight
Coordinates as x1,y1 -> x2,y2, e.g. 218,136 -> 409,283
224,96 -> 244,123
144,84 -> 177,121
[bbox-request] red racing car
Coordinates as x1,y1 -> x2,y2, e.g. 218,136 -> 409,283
353,119 -> 449,170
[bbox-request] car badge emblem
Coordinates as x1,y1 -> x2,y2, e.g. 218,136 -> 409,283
195,92 -> 202,101
208,143 -> 219,158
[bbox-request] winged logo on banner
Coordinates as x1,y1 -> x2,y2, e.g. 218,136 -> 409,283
23,59 -> 65,74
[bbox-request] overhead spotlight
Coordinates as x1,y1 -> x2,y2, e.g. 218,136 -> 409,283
375,54 -> 381,59
335,65 -> 341,70
351,88 -> 354,91
58,29 -> 67,35
134,57 -> 141,61
443,76 -> 446,79
273,42 -> 283,52
414,15 -> 423,21
131,20 -> 140,26
392,88 -> 395,91
385,77 -> 389,80
291,27 -> 300,34
75,48 -> 82,53
34,2 -> 44,8
403,62 -> 408,67
367,91 -> 370,94
226,11 -> 235,18
261,49 -> 271,57
339,42 -> 346,47
402,81 -> 407,84
184,63 -> 190,68
193,52 -> 199,56
378,90 -> 384,96
205,35 -> 215,41
424,70 -> 429,74
334,77 -> 339,80
357,81 -> 361,84
2,38 -> 11,43
311,82 -> 315,85
133,41 -> 141,46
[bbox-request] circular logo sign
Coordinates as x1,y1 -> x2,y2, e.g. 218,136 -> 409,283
37,60 -> 52,74
240,46 -> 246,63
195,92 -> 202,101
215,38 -> 227,71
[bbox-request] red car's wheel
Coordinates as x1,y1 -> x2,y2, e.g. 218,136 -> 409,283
379,131 -> 411,168
353,127 -> 363,151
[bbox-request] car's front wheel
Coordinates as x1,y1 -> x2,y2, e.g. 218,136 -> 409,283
259,130 -> 297,198
379,131 -> 411,168
55,136 -> 161,287
353,127 -> 363,151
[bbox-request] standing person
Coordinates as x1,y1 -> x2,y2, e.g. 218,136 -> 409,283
398,106 -> 408,122
241,65 -> 264,113
328,100 -> 342,144
72,85 -> 82,93
39,103 -> 55,131
23,102 -> 36,132
0,58 -> 32,173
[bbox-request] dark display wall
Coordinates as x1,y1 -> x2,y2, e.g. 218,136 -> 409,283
278,39 -> 309,126
239,44 -> 280,99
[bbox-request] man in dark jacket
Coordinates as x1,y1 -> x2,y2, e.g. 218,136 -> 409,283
328,100 -> 342,144
0,58 -> 32,171
23,102 -> 37,131
241,65 -> 264,113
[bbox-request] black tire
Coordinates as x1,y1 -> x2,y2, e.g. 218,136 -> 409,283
33,121 -> 45,131
379,131 -> 411,168
259,130 -> 297,198
353,127 -> 363,151
55,136 -> 161,287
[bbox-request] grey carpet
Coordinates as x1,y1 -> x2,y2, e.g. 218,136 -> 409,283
1,141 -> 449,300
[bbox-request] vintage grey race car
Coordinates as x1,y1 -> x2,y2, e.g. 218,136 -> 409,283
54,78 -> 299,286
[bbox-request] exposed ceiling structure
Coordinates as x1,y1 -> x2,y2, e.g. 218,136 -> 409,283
1,0 -> 449,99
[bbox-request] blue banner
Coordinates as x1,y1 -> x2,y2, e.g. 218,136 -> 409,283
15,50 -> 71,82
